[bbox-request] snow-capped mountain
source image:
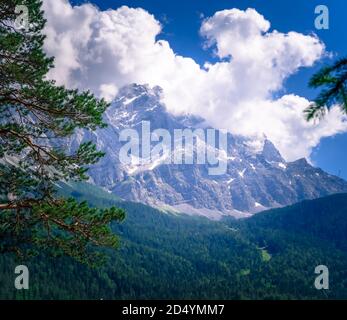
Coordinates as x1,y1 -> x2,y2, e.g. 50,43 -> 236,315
66,84 -> 347,218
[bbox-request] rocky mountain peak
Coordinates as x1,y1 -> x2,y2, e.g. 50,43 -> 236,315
262,139 -> 284,163
69,84 -> 347,219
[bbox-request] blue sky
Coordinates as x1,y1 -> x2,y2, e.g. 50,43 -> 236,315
70,0 -> 347,179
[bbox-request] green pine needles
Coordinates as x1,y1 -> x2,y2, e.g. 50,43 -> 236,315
0,0 -> 125,266
305,57 -> 347,121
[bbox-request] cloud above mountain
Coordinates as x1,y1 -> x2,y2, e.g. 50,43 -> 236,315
42,0 -> 347,160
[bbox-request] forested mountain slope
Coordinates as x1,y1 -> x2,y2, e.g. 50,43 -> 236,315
0,184 -> 346,300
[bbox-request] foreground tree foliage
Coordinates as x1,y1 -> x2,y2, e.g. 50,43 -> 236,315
0,0 -> 125,265
305,57 -> 347,120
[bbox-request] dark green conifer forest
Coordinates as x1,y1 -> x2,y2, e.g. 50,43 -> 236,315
0,182 -> 346,300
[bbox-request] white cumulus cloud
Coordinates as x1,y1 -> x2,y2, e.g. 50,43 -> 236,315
42,1 -> 347,160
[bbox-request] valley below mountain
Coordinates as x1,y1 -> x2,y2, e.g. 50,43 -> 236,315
1,182 -> 346,300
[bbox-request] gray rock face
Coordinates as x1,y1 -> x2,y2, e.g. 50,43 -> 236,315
66,84 -> 347,218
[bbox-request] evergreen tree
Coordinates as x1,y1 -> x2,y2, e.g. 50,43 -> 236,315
0,0 -> 125,266
305,58 -> 347,120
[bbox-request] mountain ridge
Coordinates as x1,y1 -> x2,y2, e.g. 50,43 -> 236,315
65,83 -> 347,218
